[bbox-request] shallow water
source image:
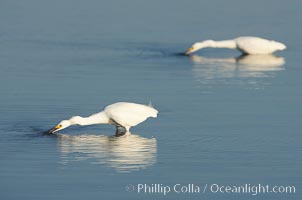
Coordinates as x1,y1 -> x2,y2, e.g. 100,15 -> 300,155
1,0 -> 301,199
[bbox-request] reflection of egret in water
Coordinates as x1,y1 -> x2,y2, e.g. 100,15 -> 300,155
190,54 -> 285,87
57,133 -> 157,173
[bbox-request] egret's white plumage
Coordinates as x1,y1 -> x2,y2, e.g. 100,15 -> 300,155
185,36 -> 286,55
47,102 -> 158,135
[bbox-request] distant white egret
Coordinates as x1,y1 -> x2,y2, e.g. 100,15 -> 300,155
185,36 -> 286,55
47,102 -> 158,136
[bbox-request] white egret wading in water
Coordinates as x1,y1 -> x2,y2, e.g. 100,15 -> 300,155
47,102 -> 158,136
185,36 -> 286,55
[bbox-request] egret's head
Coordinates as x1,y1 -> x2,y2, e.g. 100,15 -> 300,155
185,40 -> 214,55
185,42 -> 204,55
47,120 -> 71,134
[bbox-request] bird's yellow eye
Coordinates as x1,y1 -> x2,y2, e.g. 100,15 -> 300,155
55,124 -> 62,129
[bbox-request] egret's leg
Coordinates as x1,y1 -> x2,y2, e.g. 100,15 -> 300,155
110,118 -> 126,136
115,125 -> 126,137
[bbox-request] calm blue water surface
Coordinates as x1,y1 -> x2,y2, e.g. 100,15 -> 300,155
0,0 -> 301,199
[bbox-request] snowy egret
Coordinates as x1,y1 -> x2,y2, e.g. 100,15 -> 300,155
185,36 -> 286,55
47,102 -> 158,136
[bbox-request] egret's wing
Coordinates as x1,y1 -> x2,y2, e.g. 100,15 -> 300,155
105,102 -> 157,127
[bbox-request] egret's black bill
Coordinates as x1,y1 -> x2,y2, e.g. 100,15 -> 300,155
45,127 -> 58,134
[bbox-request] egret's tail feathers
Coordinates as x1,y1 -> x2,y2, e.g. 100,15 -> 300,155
146,101 -> 158,118
280,43 -> 287,50
273,41 -> 287,51
152,109 -> 159,118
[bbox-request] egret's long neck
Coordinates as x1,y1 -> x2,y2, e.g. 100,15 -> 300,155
70,111 -> 110,126
201,40 -> 237,49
